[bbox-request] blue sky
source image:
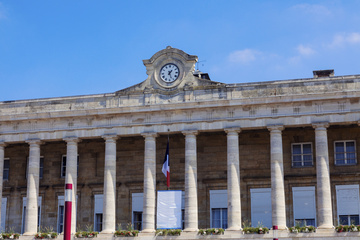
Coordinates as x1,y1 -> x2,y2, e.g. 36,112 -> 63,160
1,0 -> 360,101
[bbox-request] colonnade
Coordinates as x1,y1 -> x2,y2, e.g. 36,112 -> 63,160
0,123 -> 334,234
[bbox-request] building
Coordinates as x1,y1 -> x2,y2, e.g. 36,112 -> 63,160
0,46 -> 360,239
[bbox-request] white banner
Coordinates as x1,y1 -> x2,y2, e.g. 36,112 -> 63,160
157,190 -> 182,229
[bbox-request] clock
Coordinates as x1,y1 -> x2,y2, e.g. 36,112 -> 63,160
160,63 -> 179,83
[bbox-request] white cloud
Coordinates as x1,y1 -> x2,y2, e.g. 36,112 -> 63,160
328,32 -> 360,48
297,44 -> 316,56
228,49 -> 261,64
292,4 -> 331,16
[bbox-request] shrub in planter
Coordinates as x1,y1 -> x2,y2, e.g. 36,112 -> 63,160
197,228 -> 224,235
114,230 -> 139,237
242,227 -> 269,234
336,225 -> 360,232
156,229 -> 181,236
114,223 -> 139,237
35,227 -> 58,239
75,225 -> 98,238
1,233 -> 20,239
35,232 -> 58,239
289,225 -> 315,233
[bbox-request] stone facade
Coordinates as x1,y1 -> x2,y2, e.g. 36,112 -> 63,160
0,47 -> 360,239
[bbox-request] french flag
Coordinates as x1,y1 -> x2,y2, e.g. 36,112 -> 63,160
162,140 -> 170,188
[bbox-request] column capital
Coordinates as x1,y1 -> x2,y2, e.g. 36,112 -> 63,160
25,139 -> 43,146
224,127 -> 241,134
267,125 -> 284,132
141,132 -> 158,139
63,137 -> 81,143
312,122 -> 329,130
182,130 -> 198,136
102,134 -> 119,141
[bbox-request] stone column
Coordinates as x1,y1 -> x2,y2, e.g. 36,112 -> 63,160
141,133 -> 158,233
268,126 -> 286,230
313,123 -> 333,229
64,137 -> 81,234
0,142 -> 6,230
225,128 -> 241,230
182,130 -> 198,232
24,139 -> 42,235
102,134 -> 118,233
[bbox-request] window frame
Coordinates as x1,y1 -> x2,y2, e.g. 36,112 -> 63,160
209,190 -> 227,229
334,140 -> 357,166
292,186 -> 316,227
3,158 -> 9,181
57,196 -> 64,233
250,188 -> 272,228
94,194 -> 103,232
211,208 -> 228,229
336,184 -> 360,226
291,142 -> 313,167
21,196 -> 42,234
61,155 -> 79,178
132,193 -> 143,231
26,156 -> 44,179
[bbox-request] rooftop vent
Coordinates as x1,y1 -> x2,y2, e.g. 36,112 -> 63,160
313,69 -> 334,78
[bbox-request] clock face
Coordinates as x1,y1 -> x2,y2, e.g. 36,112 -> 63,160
160,63 -> 179,83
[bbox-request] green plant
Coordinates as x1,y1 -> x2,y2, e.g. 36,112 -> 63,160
155,229 -> 181,236
75,225 -> 98,238
197,228 -> 224,235
114,230 -> 139,237
35,226 -> 58,239
335,224 -> 360,232
289,225 -> 316,233
242,227 -> 269,234
1,233 -> 20,239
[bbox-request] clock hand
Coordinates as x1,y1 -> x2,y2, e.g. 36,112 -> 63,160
168,70 -> 172,76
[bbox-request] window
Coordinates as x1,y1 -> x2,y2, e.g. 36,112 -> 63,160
1,198 -> 7,231
292,186 -> 316,227
181,191 -> 185,229
292,143 -> 313,167
339,215 -> 359,225
336,185 -> 360,225
21,197 -> 42,234
61,155 -> 79,178
133,212 -> 142,231
57,196 -> 64,233
57,195 -> 78,233
132,193 -> 143,231
58,206 -> 64,233
212,208 -> 228,229
26,157 -> 44,179
250,188 -> 272,228
210,190 -> 227,229
95,214 -> 103,232
334,141 -> 356,165
94,194 -> 103,232
3,159 -> 9,180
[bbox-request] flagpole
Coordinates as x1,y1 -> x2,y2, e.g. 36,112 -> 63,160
167,130 -> 170,191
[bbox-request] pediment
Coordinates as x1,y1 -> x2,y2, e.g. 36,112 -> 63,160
116,46 -> 224,95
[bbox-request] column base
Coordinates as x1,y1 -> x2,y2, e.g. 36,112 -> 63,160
316,227 -> 335,233
101,229 -> 114,234
141,228 -> 155,233
183,228 -> 198,232
226,226 -> 242,231
23,231 -> 37,236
